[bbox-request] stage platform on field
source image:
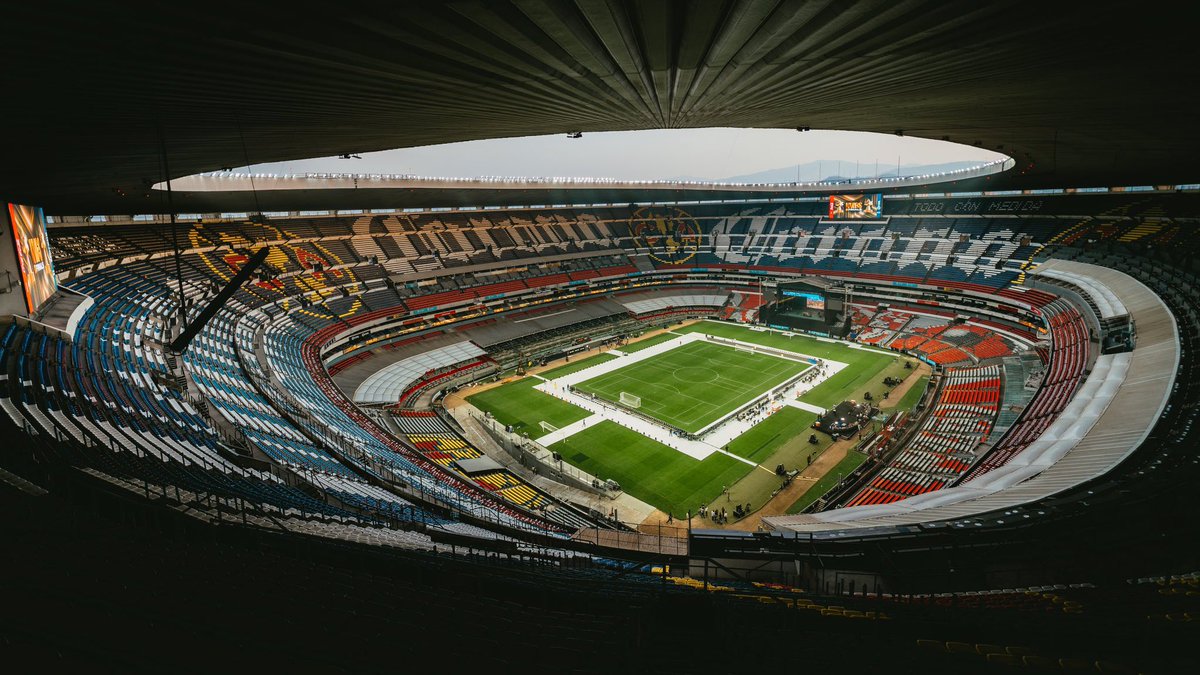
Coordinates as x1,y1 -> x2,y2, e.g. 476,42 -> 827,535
813,400 -> 877,438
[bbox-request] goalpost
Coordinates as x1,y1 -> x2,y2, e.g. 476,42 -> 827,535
619,391 -> 642,409
538,420 -> 559,435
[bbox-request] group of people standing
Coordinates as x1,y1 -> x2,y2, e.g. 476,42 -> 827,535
696,502 -> 752,524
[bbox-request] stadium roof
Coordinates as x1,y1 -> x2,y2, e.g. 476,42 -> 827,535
3,1 -> 1196,213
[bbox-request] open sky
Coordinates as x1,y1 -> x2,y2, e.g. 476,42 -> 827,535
245,128 -> 1007,182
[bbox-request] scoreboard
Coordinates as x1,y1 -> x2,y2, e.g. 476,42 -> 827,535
1,203 -> 58,317
828,193 -> 883,219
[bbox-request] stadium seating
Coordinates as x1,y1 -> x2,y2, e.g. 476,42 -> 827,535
13,193 -> 1200,675
847,365 -> 1000,507
12,200 -> 1133,556
963,301 -> 1088,478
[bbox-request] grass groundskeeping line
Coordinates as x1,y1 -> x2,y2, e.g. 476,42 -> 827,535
573,340 -> 810,433
548,421 -> 753,518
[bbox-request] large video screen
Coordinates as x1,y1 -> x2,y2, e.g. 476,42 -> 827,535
8,203 -> 57,313
828,193 -> 883,219
782,289 -> 825,311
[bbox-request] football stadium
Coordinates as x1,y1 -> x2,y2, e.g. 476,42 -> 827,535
3,2 -> 1198,672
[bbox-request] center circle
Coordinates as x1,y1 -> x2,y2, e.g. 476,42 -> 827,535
674,366 -> 719,384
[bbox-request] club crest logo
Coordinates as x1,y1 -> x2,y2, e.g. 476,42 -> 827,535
629,207 -> 701,265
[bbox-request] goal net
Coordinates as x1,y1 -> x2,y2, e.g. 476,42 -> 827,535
619,392 -> 642,409
539,420 -> 559,434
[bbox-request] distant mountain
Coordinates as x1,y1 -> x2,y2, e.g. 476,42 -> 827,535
672,159 -> 987,184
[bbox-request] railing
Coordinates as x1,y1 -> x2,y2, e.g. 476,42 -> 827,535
472,411 -> 612,497
571,524 -> 689,557
19,378 -> 361,531
67,423 -> 574,559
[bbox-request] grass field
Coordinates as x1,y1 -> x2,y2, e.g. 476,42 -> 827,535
464,352 -> 627,436
676,321 -> 902,409
548,420 -> 753,517
891,374 -> 929,411
573,340 -> 810,433
786,450 -> 870,514
465,378 -> 589,437
726,407 -> 818,464
465,321 -> 923,519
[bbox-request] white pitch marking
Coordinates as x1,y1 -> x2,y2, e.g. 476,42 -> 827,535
535,413 -> 603,445
714,448 -> 758,467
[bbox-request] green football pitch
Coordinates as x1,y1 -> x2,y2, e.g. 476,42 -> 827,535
675,321 -> 903,410
467,321 -> 914,518
464,378 -> 590,437
572,340 -> 811,433
464,352 -> 618,436
548,420 -> 752,516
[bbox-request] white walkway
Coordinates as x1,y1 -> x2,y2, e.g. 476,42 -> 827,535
536,413 -> 603,446
786,399 -> 827,415
532,332 -> 847,462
